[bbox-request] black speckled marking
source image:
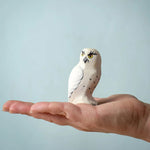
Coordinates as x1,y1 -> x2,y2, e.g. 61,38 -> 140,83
83,85 -> 85,87
89,78 -> 92,80
89,88 -> 91,90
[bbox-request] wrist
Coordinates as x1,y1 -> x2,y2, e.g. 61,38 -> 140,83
141,103 -> 150,142
121,101 -> 150,142
131,102 -> 150,142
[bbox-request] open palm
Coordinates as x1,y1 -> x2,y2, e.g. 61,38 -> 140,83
3,94 -> 149,142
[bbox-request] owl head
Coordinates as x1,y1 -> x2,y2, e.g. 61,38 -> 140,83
79,48 -> 101,69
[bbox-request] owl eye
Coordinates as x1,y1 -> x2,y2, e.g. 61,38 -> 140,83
81,51 -> 85,56
88,53 -> 93,59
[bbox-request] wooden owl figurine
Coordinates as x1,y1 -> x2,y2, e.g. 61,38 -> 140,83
68,48 -> 101,105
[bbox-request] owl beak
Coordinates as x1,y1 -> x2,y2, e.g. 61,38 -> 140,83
83,57 -> 89,63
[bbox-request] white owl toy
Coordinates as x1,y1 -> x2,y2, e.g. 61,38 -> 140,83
68,48 -> 101,105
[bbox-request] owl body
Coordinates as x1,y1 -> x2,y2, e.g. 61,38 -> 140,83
68,48 -> 101,105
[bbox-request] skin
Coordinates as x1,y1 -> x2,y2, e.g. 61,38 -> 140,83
3,94 -> 150,142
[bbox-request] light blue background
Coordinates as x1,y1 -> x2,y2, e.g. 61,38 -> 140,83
0,0 -> 150,149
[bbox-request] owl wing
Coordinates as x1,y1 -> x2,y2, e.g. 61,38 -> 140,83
68,64 -> 83,98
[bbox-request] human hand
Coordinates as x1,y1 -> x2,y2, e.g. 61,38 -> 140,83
3,94 -> 150,142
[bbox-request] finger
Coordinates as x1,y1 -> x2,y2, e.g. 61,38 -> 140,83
30,102 -> 64,115
5,101 -> 33,115
30,102 -> 81,121
32,113 -> 69,126
3,100 -> 21,112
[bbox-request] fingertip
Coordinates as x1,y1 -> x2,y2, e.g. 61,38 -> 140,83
30,103 -> 37,113
30,102 -> 52,113
9,107 -> 17,113
29,107 -> 34,114
29,103 -> 41,113
8,102 -> 19,113
3,104 -> 9,112
2,100 -> 16,112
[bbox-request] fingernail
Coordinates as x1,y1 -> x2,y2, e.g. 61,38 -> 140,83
30,109 -> 33,114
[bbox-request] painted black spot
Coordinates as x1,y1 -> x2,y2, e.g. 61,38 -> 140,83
89,78 -> 92,80
83,85 -> 85,87
89,88 -> 91,90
